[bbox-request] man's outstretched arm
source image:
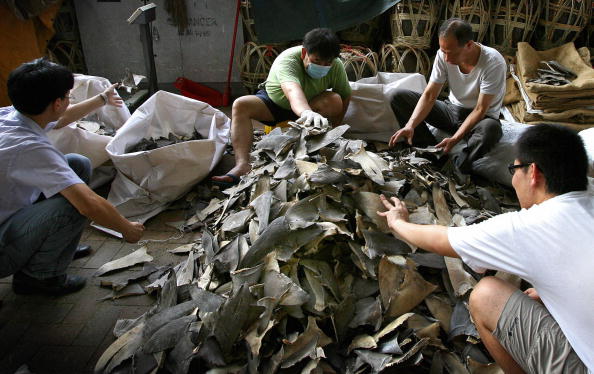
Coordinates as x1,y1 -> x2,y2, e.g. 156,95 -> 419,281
55,83 -> 123,128
377,194 -> 459,258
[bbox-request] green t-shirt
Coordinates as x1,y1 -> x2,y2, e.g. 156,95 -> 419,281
265,46 -> 352,110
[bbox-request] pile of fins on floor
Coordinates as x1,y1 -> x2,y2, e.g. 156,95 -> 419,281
94,120 -> 520,374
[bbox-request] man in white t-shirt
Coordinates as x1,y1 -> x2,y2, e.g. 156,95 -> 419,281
389,18 -> 506,173
378,124 -> 592,373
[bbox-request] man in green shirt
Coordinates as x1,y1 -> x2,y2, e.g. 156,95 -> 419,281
212,28 -> 352,186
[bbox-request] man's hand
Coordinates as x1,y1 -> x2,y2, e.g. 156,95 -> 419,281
435,136 -> 460,153
389,125 -> 415,147
102,83 -> 124,107
524,288 -> 542,303
377,194 -> 410,225
123,222 -> 145,243
296,109 -> 329,128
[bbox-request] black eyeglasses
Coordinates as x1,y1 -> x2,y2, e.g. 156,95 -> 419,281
508,163 -> 531,176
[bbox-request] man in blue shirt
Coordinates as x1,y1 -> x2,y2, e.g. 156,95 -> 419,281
0,58 -> 145,295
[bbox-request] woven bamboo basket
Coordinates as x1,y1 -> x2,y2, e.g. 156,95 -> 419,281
240,0 -> 258,43
589,6 -> 594,64
489,0 -> 541,55
589,4 -> 594,47
390,0 -> 439,49
339,45 -> 379,82
442,0 -> 490,43
533,0 -> 589,50
379,43 -> 432,77
239,42 -> 279,94
338,17 -> 382,47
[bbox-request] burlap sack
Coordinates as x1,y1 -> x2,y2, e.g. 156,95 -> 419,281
516,42 -> 594,95
503,77 -> 521,105
508,101 -> 594,130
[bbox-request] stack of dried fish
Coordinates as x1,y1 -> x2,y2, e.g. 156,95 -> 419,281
128,131 -> 204,153
95,121 -> 519,373
526,60 -> 577,86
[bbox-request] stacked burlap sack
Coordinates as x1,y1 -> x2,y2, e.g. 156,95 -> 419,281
504,42 -> 594,131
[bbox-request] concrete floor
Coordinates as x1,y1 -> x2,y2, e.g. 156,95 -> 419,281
0,210 -> 202,374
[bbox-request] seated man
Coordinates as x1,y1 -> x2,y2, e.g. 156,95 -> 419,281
389,18 -> 506,173
378,124 -> 593,373
212,27 -> 352,186
0,58 -> 145,295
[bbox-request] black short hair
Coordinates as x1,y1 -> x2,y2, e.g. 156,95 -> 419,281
7,58 -> 74,115
303,28 -> 340,61
515,124 -> 588,194
438,18 -> 474,46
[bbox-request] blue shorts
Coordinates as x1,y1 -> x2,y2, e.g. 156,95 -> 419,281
255,89 -> 298,126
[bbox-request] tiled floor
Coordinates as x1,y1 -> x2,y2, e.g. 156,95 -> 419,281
0,209 -> 202,374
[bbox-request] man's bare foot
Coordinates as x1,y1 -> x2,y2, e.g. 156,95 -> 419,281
211,164 -> 251,184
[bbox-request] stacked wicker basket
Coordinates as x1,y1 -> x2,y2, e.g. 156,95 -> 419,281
237,0 -> 593,94
337,18 -> 382,81
381,0 -> 438,78
238,0 -> 282,94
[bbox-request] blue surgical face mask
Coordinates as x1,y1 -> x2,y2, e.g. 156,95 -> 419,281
306,62 -> 331,79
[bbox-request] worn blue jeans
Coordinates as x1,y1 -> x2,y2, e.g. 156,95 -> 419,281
0,154 -> 91,279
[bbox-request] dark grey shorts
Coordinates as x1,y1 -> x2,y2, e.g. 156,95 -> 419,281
494,290 -> 588,374
255,89 -> 298,126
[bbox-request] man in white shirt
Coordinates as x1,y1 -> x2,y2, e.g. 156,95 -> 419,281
379,124 -> 592,373
389,18 -> 506,173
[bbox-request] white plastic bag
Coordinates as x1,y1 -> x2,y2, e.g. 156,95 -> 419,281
70,74 -> 131,130
48,126 -> 112,169
344,72 -> 427,142
47,74 -> 131,169
579,127 -> 594,178
106,90 -> 230,223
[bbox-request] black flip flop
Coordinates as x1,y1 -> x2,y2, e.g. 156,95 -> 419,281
211,173 -> 241,189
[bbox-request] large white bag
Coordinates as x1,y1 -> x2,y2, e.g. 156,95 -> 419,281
579,127 -> 594,178
47,74 -> 131,169
106,91 -> 230,223
344,72 -> 427,142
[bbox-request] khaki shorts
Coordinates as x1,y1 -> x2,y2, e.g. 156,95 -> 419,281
494,290 -> 588,374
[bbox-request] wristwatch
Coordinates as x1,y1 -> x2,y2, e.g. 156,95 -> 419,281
99,92 -> 108,105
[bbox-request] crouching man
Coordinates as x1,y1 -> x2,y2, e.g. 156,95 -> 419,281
212,28 -> 351,187
0,58 -> 145,295
379,124 -> 592,373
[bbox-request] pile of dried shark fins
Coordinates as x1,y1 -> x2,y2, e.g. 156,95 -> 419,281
95,120 -> 520,374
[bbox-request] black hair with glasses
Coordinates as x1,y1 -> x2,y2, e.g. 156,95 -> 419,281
514,124 -> 588,195
7,58 -> 74,115
303,28 -> 340,62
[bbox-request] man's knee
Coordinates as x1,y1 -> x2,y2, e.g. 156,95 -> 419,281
232,96 -> 250,114
232,95 -> 260,118
311,92 -> 342,117
65,153 -> 92,183
42,195 -> 86,226
475,119 -> 503,140
232,95 -> 273,123
390,88 -> 420,115
469,276 -> 515,327
391,88 -> 418,103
